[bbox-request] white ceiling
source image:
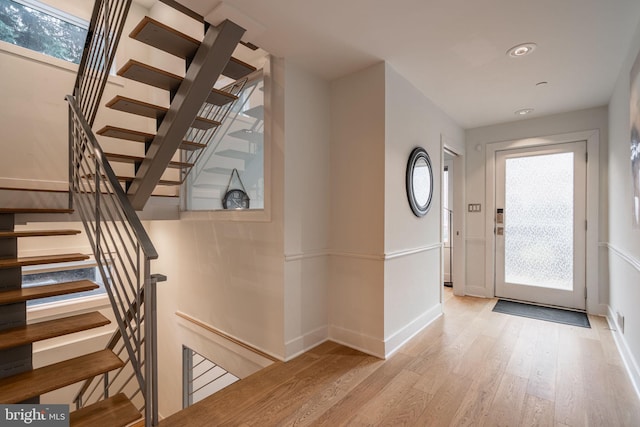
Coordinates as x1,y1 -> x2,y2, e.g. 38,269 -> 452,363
169,0 -> 640,129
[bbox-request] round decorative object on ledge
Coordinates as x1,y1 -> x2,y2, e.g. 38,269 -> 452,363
222,168 -> 250,209
406,147 -> 433,217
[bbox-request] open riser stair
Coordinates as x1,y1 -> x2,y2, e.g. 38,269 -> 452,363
96,11 -> 256,210
0,0 -> 262,426
0,209 -> 141,425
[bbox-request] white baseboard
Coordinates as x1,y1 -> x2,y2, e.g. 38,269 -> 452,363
284,326 -> 329,361
384,303 -> 442,358
328,304 -> 444,360
607,306 -> 640,400
328,325 -> 385,359
594,303 -> 609,317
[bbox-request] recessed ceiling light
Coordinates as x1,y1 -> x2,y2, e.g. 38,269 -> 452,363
514,108 -> 534,116
507,43 -> 537,58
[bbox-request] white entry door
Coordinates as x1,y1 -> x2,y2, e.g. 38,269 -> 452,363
495,141 -> 587,310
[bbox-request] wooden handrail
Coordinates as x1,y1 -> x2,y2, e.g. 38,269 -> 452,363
175,311 -> 279,362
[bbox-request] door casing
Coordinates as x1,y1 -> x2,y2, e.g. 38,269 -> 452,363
483,130 -> 601,314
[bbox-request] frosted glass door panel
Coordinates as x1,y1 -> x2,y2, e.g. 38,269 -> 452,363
504,153 -> 574,290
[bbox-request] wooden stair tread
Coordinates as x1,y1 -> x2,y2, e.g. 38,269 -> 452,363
0,349 -> 123,404
224,56 -> 257,80
0,280 -> 98,305
130,16 -> 256,79
70,393 -> 141,427
179,140 -> 207,151
83,174 -> 181,186
0,253 -> 89,269
0,229 -> 81,239
104,152 -> 194,169
207,88 -> 238,106
118,60 -> 238,106
130,16 -> 200,60
118,59 -> 182,91
0,312 -> 110,350
0,208 -> 73,214
97,126 -> 206,151
106,95 -> 220,130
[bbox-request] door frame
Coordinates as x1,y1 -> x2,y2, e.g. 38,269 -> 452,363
484,130 -> 600,314
494,141 -> 587,310
441,136 -> 465,298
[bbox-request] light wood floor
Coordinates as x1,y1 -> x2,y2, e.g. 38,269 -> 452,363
160,288 -> 640,426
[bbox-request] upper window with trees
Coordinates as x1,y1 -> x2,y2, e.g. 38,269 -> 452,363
0,0 -> 87,64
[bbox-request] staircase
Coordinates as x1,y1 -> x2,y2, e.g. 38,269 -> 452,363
95,12 -> 256,210
0,208 -> 140,426
0,0 -> 258,426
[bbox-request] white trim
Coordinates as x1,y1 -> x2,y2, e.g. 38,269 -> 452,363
384,243 -> 442,260
606,307 -> 640,400
328,244 -> 442,262
330,251 -> 384,261
603,242 -> 640,272
384,303 -> 442,358
180,208 -> 271,222
284,249 -> 329,262
0,41 -> 124,87
328,325 -> 385,359
10,0 -> 89,28
284,326 -> 329,361
484,130 -> 600,312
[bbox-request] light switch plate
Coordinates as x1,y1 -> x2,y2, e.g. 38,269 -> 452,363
468,204 -> 481,212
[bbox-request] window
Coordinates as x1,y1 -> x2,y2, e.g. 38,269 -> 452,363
186,76 -> 266,211
23,263 -> 106,306
0,0 -> 87,64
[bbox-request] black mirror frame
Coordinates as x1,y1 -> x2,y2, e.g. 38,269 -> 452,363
406,146 -> 434,217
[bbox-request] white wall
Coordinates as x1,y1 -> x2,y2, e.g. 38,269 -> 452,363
465,107 -> 609,301
0,0 -> 154,192
149,56 -> 286,418
283,61 -> 330,360
328,62 -> 464,358
383,64 -> 464,356
328,63 -> 386,356
607,17 -> 640,394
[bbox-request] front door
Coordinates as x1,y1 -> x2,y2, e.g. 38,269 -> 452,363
494,141 -> 587,310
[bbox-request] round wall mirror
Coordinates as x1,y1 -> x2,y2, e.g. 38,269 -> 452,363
406,147 -> 434,217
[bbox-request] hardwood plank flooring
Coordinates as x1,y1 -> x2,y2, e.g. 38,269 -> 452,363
160,288 -> 640,426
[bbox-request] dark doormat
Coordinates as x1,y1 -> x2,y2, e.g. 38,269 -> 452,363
492,299 -> 591,328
